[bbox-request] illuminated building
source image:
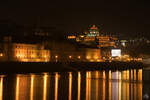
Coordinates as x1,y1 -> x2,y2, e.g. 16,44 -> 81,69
67,35 -> 76,39
67,25 -> 118,48
67,25 -> 118,60
96,36 -> 117,48
86,48 -> 101,62
67,25 -> 116,61
86,25 -> 99,37
0,37 -> 50,62
11,43 -> 50,62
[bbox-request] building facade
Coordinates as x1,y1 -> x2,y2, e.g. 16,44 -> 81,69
0,40 -> 50,62
67,25 -> 118,48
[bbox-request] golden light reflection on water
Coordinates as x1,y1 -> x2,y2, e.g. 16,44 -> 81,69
127,81 -> 129,100
108,71 -> 111,100
15,75 -> 29,100
134,69 -> 136,80
119,80 -> 121,100
131,69 -> 133,80
138,69 -> 142,81
138,81 -> 143,100
103,71 -> 105,79
43,74 -> 48,100
0,77 -> 3,100
15,76 -> 20,100
109,70 -> 111,80
55,73 -> 59,100
77,72 -> 81,100
95,71 -> 99,100
30,75 -> 34,100
0,69 -> 144,100
86,72 -> 91,100
68,72 -> 72,100
135,83 -> 137,100
109,78 -> 111,100
127,70 -> 130,80
102,78 -> 105,100
122,81 -> 126,100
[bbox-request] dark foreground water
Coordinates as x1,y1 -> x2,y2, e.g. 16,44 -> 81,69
0,69 -> 149,100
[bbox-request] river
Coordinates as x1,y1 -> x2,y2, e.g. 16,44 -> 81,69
0,69 -> 149,100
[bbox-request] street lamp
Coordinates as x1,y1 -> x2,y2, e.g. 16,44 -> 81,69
77,56 -> 81,59
55,55 -> 58,62
69,56 -> 72,59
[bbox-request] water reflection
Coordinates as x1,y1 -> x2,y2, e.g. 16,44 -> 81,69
43,74 -> 48,100
0,76 -> 4,100
15,76 -> 19,100
109,76 -> 111,100
68,72 -> 72,100
86,71 -> 91,100
30,75 -> 34,100
55,73 -> 59,100
77,72 -> 81,100
95,71 -> 98,100
0,69 -> 146,100
15,75 -> 30,100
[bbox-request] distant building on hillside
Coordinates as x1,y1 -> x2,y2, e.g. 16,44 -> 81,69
86,25 -> 100,37
0,36 -> 50,62
67,25 -> 118,48
46,41 -> 102,62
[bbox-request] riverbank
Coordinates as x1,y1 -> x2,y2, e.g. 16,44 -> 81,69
0,61 -> 143,74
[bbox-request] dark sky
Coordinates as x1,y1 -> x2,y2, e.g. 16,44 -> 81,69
0,0 -> 150,34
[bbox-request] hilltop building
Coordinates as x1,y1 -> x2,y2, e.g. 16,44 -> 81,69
67,25 -> 118,48
86,25 -> 99,37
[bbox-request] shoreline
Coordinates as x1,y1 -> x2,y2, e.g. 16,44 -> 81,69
0,61 -> 143,74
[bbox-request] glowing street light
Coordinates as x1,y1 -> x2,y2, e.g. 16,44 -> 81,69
0,53 -> 3,57
55,55 -> 58,59
77,56 -> 81,59
69,56 -> 72,59
55,55 -> 58,62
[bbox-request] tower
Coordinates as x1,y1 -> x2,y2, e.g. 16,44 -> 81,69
87,25 -> 100,37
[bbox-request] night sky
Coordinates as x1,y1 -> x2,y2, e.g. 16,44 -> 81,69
0,0 -> 150,34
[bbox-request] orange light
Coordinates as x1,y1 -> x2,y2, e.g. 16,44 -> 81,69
55,73 -> 59,100
94,56 -> 98,59
0,53 -> 3,57
80,35 -> 84,38
90,25 -> 98,30
78,56 -> 81,59
68,72 -> 72,100
77,72 -> 81,100
69,56 -> 72,59
86,56 -> 91,59
55,55 -> 58,59
30,75 -> 34,100
0,77 -> 3,100
43,74 -> 48,100
68,36 -> 76,39
15,76 -> 20,100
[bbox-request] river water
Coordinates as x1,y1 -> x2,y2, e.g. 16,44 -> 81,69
0,69 -> 149,100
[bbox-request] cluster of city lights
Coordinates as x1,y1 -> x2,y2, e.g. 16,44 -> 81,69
54,55 -> 103,62
55,55 -> 81,59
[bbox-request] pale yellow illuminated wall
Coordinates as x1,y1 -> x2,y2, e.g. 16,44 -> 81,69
11,43 -> 50,62
84,37 -> 95,42
68,35 -> 76,39
96,36 -> 117,48
86,48 -> 101,62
